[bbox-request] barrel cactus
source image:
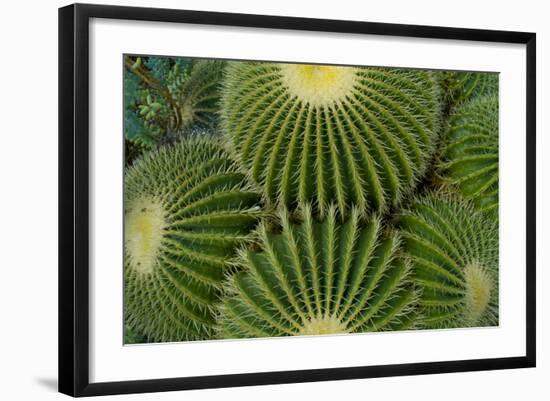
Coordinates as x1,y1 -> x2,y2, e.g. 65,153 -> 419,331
221,62 -> 442,218
440,94 -> 499,212
220,204 -> 418,338
442,71 -> 498,107
124,136 -> 263,342
174,60 -> 226,130
396,194 -> 498,328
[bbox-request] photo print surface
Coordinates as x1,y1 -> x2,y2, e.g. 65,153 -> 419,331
123,55 -> 499,344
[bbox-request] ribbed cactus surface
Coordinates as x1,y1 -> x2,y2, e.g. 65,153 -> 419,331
221,62 -> 442,218
124,136 -> 262,342
440,95 -> 499,212
221,205 -> 418,338
396,195 -> 498,328
444,71 -> 498,106
176,60 -> 226,130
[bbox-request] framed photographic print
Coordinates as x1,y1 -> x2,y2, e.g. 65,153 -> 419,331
58,3 -> 536,397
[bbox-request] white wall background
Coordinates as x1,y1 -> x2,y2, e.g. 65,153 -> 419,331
0,0 -> 546,399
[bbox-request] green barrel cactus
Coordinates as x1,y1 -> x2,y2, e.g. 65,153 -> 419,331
440,94 -> 499,212
221,62 -> 442,218
124,136 -> 263,342
174,60 -> 226,130
220,204 -> 418,338
442,71 -> 498,107
396,194 -> 498,328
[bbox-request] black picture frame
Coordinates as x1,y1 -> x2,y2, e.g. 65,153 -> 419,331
59,3 -> 536,397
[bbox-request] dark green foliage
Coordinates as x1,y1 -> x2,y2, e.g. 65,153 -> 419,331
440,95 -> 499,212
124,68 -> 162,148
144,57 -> 172,82
124,324 -> 148,344
124,136 -> 263,342
396,194 -> 498,328
221,205 -> 418,338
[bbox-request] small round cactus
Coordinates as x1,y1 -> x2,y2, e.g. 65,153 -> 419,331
440,95 -> 499,212
220,204 -> 418,338
221,62 -> 442,218
396,194 -> 498,328
124,136 -> 263,342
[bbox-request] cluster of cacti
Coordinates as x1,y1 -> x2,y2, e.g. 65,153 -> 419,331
123,56 -> 499,344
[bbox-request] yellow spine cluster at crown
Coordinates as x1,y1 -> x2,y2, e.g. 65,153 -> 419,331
279,64 -> 358,107
298,316 -> 348,336
463,262 -> 493,325
124,197 -> 166,275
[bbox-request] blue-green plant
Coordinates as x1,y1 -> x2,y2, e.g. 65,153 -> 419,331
220,204 -> 418,338
221,62 -> 442,218
124,136 -> 263,342
396,194 -> 498,328
124,56 -> 225,157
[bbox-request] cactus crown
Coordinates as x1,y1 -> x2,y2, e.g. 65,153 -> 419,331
220,204 -> 418,338
463,262 -> 494,325
298,316 -> 349,336
280,64 -> 358,107
124,135 -> 263,342
125,197 -> 166,275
